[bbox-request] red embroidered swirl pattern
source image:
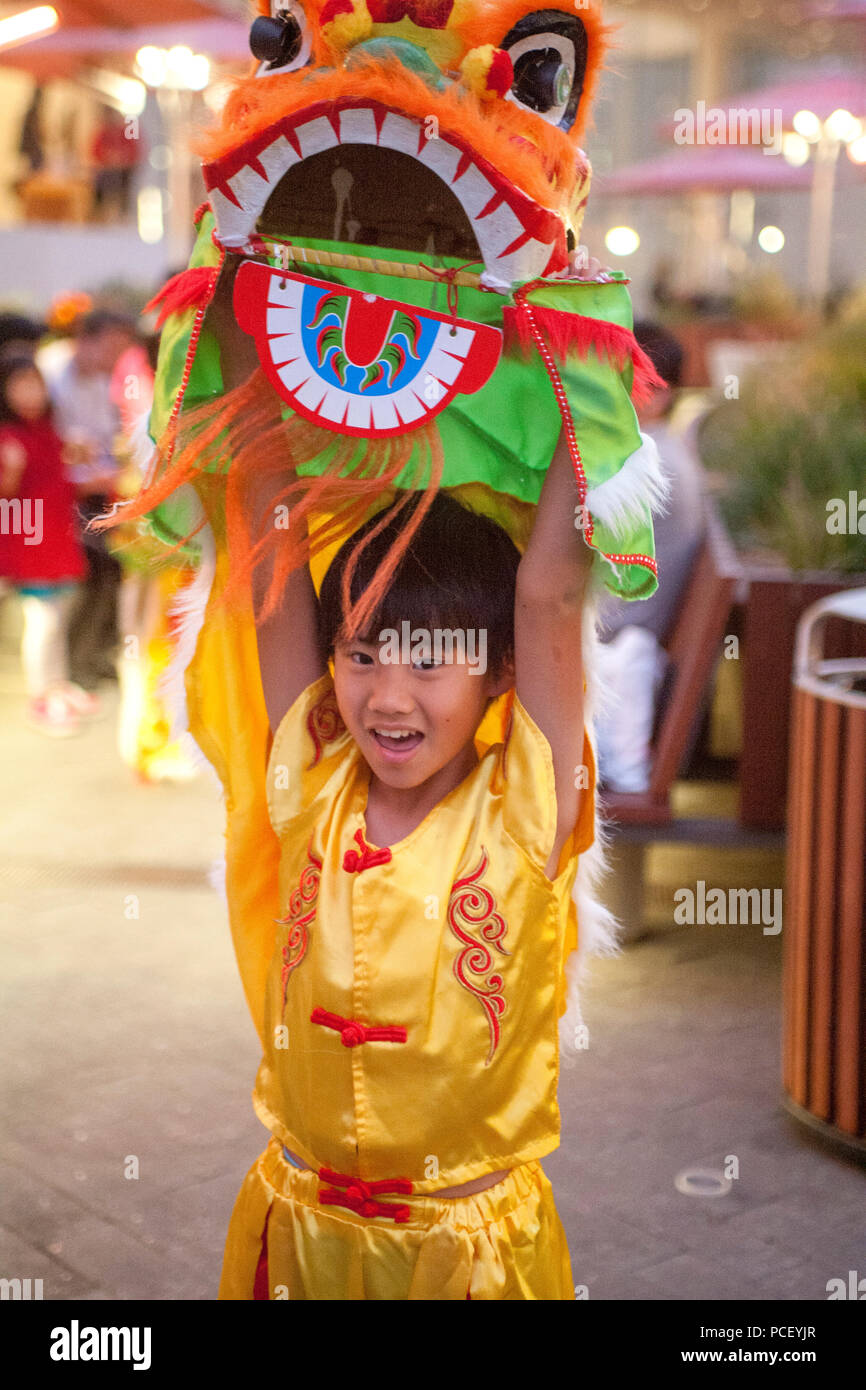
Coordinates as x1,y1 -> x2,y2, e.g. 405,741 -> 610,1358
447,847 -> 510,1065
307,689 -> 346,767
278,843 -> 322,1009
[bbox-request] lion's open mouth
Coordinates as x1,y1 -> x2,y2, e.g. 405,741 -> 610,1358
258,144 -> 479,261
203,97 -> 567,288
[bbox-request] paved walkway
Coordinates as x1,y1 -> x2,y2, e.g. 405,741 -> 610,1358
1,604 -> 863,1300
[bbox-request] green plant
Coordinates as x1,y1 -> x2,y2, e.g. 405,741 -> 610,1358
730,269 -> 800,328
698,302 -> 866,572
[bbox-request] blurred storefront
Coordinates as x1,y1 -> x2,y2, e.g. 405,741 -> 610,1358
0,1 -> 248,309
0,0 -> 863,314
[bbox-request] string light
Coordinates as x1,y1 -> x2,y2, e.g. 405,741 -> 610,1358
605,226 -> 640,257
0,6 -> 57,52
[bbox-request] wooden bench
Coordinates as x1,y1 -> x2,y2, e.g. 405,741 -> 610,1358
599,499 -> 785,940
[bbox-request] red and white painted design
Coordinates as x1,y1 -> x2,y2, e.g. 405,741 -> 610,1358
447,847 -> 510,1065
307,688 -> 346,766
278,843 -> 322,1009
234,261 -> 502,437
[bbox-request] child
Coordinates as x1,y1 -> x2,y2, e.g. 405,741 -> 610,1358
218,427 -> 595,1301
0,356 -> 103,734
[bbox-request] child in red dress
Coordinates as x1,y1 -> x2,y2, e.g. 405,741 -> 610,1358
0,357 -> 107,735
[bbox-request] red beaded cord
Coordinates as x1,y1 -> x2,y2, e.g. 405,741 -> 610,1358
513,285 -> 658,579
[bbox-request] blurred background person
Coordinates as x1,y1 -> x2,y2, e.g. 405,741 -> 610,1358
90,106 -> 143,223
0,313 -> 45,364
596,321 -> 706,793
45,309 -> 135,694
107,332 -> 199,782
17,88 -> 45,179
603,321 -> 705,645
0,357 -> 93,735
37,292 -> 94,382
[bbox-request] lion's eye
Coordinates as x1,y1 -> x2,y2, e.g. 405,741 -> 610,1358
502,12 -> 588,130
251,2 -> 312,75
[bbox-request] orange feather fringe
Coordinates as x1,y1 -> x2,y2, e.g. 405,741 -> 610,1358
197,54 -> 578,208
94,370 -> 444,640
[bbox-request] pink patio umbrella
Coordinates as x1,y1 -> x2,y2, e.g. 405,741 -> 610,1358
806,1 -> 866,20
651,74 -> 866,303
596,147 -> 817,198
0,18 -> 251,73
657,74 -> 866,143
713,74 -> 866,128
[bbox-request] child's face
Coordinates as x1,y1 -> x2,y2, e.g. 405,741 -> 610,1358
334,631 -> 512,790
5,367 -> 47,421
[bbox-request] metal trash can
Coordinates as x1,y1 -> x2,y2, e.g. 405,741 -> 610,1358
783,589 -> 866,1157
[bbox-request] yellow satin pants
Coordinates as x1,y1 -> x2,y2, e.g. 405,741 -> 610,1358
218,1138 -> 574,1301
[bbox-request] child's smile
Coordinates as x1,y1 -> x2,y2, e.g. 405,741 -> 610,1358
333,632 -> 512,798
368,726 -> 426,762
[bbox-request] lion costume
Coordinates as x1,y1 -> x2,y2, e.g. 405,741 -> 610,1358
103,0 -> 668,1299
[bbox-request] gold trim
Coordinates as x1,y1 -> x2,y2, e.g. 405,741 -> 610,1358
269,240 -> 482,289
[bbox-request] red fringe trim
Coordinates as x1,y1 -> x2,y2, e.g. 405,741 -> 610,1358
144,267 -> 220,331
503,304 -> 667,406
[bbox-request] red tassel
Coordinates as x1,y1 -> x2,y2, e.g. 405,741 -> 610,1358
144,266 -> 219,331
503,304 -> 667,403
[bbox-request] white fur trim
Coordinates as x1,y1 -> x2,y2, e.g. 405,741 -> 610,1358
128,410 -> 158,473
207,854 -> 227,904
559,588 -> 623,1069
156,502 -> 216,760
585,432 -> 671,544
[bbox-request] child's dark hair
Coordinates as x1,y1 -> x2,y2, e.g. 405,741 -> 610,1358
0,355 -> 48,425
318,493 -> 521,678
634,320 -> 684,391
76,309 -> 136,340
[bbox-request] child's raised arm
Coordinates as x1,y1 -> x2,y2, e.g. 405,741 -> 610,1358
244,467 -> 326,737
515,427 -> 594,879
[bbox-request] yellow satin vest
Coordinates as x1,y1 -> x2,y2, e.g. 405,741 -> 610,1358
253,674 -> 595,1193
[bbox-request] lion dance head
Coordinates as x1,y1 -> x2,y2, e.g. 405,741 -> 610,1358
111,0 -> 663,641
202,1 -> 608,289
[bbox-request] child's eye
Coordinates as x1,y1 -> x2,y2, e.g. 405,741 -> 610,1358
412,656 -> 440,671
349,650 -> 375,666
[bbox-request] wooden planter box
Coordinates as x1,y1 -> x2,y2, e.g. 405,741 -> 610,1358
740,570 -> 866,830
